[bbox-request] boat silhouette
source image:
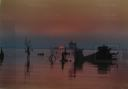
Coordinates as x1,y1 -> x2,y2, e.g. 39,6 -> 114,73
85,45 -> 118,63
69,45 -> 118,77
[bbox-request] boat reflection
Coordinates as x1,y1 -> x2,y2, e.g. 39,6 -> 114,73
69,57 -> 118,78
52,44 -> 119,78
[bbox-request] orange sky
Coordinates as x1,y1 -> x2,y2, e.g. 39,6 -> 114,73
0,0 -> 128,38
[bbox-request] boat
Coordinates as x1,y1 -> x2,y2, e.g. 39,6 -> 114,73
84,45 -> 118,63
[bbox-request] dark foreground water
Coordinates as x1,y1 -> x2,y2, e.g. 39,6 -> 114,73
0,49 -> 128,89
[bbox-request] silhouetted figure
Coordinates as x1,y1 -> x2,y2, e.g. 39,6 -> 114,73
0,48 -> 4,65
49,48 -> 56,68
49,54 -> 56,68
25,37 -> 32,56
61,48 -> 68,71
24,38 -> 32,80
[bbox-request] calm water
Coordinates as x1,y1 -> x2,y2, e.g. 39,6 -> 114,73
0,49 -> 128,89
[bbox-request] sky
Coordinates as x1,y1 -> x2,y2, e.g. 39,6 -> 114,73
0,0 -> 128,48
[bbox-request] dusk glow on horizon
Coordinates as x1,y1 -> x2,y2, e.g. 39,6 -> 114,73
0,1 -> 128,89
0,0 -> 128,48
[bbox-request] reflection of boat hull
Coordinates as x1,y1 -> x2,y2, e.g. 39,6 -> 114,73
84,53 -> 117,63
84,52 -> 117,59
87,58 -> 116,64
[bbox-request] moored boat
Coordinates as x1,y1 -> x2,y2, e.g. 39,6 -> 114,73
84,45 -> 118,63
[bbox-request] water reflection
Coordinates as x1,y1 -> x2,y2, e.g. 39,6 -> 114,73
0,48 -> 4,66
91,60 -> 117,74
24,55 -> 31,80
50,47 -> 118,78
97,63 -> 111,74
70,58 -> 118,78
0,48 -> 123,89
